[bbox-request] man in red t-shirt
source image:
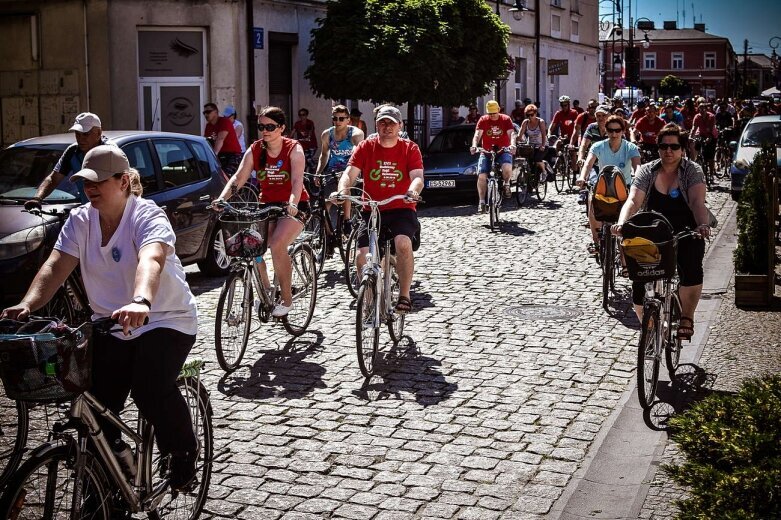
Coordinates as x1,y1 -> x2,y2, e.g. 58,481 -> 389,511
291,107 -> 318,173
691,102 -> 719,173
203,102 -> 243,175
572,99 -> 598,148
549,95 -> 579,142
470,100 -> 516,210
632,104 -> 666,152
337,105 -> 423,314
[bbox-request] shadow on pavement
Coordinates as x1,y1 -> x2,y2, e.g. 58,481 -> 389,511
522,199 -> 563,210
487,221 -> 536,237
642,362 -> 727,431
605,288 -> 641,329
353,336 -> 457,407
216,329 -> 327,400
186,271 -> 227,297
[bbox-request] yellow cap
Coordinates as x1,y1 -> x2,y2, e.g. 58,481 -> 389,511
486,100 -> 500,114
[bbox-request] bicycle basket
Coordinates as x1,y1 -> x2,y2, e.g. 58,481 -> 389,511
591,195 -> 625,223
219,213 -> 269,258
620,211 -> 676,282
517,144 -> 535,160
0,321 -> 93,402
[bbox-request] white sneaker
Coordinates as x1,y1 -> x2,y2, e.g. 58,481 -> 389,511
478,202 -> 487,213
271,302 -> 292,318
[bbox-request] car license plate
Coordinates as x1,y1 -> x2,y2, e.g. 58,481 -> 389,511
427,179 -> 456,188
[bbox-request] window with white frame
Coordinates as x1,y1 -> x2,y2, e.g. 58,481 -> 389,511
572,20 -> 579,36
552,14 -> 561,33
672,52 -> 684,69
643,52 -> 656,70
704,52 -> 716,69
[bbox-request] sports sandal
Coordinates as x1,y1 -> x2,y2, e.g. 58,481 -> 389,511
395,296 -> 413,314
677,317 -> 694,341
587,242 -> 598,256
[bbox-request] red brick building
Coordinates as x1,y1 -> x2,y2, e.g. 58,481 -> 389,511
600,21 -> 737,99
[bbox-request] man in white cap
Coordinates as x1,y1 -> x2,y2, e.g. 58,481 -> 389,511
334,104 -> 424,315
25,112 -> 109,210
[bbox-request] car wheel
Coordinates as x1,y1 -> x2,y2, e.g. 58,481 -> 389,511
197,224 -> 230,276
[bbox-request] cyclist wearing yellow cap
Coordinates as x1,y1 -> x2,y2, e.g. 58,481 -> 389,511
470,100 -> 516,212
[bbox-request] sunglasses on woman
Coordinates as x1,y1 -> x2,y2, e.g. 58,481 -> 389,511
332,116 -> 349,122
258,123 -> 281,132
658,143 -> 682,150
606,127 -> 623,133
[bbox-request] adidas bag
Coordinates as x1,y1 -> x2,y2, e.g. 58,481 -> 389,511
591,165 -> 629,222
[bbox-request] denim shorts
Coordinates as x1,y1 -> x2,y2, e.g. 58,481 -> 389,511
478,152 -> 513,174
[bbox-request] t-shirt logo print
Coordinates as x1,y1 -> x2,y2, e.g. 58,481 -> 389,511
262,160 -> 290,184
368,159 -> 404,187
487,125 -> 503,137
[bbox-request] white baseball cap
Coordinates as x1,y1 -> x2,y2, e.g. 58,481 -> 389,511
69,112 -> 102,133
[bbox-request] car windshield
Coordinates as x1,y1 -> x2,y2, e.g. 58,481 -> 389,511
427,127 -> 474,154
0,145 -> 79,202
741,122 -> 781,147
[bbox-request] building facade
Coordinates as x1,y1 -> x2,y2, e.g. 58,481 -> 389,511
599,21 -> 737,100
0,0 -> 598,148
737,54 -> 777,96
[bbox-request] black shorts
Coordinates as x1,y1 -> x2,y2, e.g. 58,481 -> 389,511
694,138 -> 716,161
357,208 -> 420,251
631,235 -> 705,305
218,152 -> 243,176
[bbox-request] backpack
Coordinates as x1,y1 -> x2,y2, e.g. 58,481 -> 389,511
591,165 -> 629,222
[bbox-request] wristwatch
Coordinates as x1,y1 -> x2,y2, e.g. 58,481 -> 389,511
131,296 -> 151,309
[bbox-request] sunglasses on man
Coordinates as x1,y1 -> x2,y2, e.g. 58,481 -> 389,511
658,143 -> 682,150
332,116 -> 349,122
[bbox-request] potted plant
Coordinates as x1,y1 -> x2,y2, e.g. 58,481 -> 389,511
733,143 -> 776,306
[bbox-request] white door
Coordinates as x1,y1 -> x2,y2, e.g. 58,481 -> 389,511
139,82 -> 204,135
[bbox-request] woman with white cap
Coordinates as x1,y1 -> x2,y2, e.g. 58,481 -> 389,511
2,144 -> 200,490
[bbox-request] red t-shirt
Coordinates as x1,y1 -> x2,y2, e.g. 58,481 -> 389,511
574,111 -> 596,134
205,116 -> 242,154
292,119 -> 317,150
681,107 -> 696,130
550,109 -> 579,139
476,114 -> 514,149
692,112 -> 718,138
348,137 -> 424,211
251,137 -> 309,204
634,116 -> 666,144
629,108 -> 646,124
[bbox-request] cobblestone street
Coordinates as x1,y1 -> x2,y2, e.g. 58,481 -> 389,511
175,179 -> 739,519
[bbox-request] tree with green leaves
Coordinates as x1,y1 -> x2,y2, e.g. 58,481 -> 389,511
305,0 -> 510,111
658,74 -> 690,97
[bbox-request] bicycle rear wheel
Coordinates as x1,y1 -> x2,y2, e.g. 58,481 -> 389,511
283,243 -> 318,336
0,397 -> 28,490
145,376 -> 213,520
387,260 -> 405,344
344,226 -> 361,298
0,443 -> 112,519
637,304 -> 661,409
356,279 -> 380,378
215,269 -> 252,372
664,294 -> 683,378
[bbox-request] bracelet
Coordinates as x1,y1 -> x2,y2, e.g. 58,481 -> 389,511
289,203 -> 298,209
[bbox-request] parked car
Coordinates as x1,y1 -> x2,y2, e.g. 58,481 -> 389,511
422,124 -> 479,196
0,130 -> 230,305
729,115 -> 781,201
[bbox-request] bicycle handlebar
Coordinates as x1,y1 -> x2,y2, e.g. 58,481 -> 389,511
210,199 -> 287,218
475,147 -> 512,155
328,193 -> 421,207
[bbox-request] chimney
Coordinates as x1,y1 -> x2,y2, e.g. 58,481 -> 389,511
694,22 -> 706,32
637,20 -> 655,31
663,20 -> 677,30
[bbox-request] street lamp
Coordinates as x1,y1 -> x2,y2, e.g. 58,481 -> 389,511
626,16 -> 653,103
509,0 -> 530,20
771,36 -> 781,89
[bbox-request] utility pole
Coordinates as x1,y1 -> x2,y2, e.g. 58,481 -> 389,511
743,39 -> 748,98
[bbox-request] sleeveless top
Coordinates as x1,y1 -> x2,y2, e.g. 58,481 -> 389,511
524,119 -> 545,146
326,126 -> 355,171
251,137 -> 310,204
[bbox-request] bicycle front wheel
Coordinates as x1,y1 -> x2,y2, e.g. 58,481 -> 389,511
0,443 -> 112,519
637,305 -> 661,409
554,158 -> 566,193
488,180 -> 498,231
215,269 -> 253,372
601,232 -> 614,311
536,171 -> 548,201
344,226 -> 361,298
356,279 -> 380,378
145,376 -> 213,520
515,166 -> 530,206
664,294 -> 683,378
0,397 -> 28,490
283,243 -> 318,336
304,212 -> 327,276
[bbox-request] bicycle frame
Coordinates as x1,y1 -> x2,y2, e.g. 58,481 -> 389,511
362,206 -> 396,327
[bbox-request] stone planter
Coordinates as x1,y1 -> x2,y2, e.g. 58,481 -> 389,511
735,273 -> 773,307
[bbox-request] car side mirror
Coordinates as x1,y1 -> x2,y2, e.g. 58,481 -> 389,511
729,141 -> 737,151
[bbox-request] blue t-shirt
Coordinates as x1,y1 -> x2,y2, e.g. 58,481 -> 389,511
326,126 -> 355,172
588,139 -> 640,185
54,136 -> 111,202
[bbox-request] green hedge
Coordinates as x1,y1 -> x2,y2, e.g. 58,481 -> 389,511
665,374 -> 781,518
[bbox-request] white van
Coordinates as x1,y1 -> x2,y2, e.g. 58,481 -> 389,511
613,88 -> 644,106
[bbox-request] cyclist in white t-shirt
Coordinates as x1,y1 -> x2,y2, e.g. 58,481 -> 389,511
2,145 -> 199,491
